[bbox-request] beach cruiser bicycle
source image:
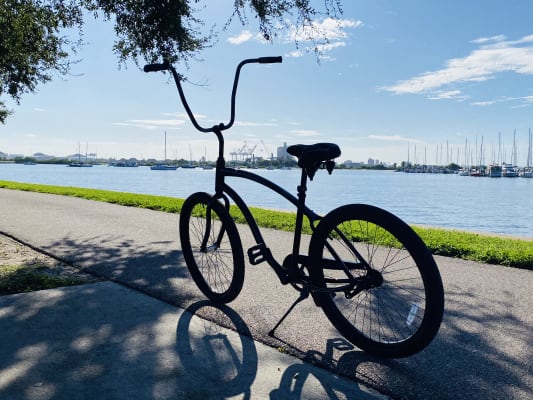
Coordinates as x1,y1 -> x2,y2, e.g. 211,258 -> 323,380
144,57 -> 444,358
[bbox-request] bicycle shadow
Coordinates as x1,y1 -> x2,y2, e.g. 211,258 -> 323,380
175,301 -> 258,399
176,301 -> 384,400
25,233 -> 532,400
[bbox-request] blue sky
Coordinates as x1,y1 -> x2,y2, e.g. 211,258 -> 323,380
2,0 -> 533,165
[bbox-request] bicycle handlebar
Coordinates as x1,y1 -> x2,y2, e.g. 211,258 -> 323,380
143,62 -> 169,73
143,57 -> 282,133
258,56 -> 282,64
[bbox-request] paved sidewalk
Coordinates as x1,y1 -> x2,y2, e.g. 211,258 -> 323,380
0,281 -> 388,400
1,189 -> 532,400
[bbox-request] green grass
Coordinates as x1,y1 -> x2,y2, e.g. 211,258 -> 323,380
0,264 -> 90,295
1,180 -> 532,270
415,227 -> 533,270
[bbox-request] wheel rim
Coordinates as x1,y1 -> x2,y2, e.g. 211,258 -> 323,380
319,217 -> 431,345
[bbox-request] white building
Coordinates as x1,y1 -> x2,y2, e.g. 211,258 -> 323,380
277,142 -> 290,160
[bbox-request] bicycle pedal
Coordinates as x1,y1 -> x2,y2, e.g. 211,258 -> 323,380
248,244 -> 268,265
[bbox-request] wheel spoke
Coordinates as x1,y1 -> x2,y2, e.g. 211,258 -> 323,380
309,204 -> 444,357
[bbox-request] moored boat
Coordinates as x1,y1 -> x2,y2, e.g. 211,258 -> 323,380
151,131 -> 177,171
487,164 -> 502,177
519,168 -> 533,178
502,164 -> 518,177
151,164 -> 178,171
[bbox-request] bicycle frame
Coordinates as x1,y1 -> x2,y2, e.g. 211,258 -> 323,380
209,125 -> 321,285
212,124 -> 372,295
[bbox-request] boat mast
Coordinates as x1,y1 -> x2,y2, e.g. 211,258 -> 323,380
513,129 -> 517,166
527,128 -> 532,170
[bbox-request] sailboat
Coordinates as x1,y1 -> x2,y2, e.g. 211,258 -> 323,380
151,131 -> 178,170
181,144 -> 196,168
520,128 -> 532,178
68,142 -> 93,167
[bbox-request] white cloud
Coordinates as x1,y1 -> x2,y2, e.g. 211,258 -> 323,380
235,121 -> 277,127
287,18 -> 362,43
470,35 -> 506,44
290,129 -> 321,137
471,100 -> 497,107
470,94 -> 533,107
113,119 -> 186,130
286,50 -> 305,58
428,90 -> 468,101
368,134 -> 424,143
383,34 -> 533,98
228,17 -> 362,59
227,30 -> 257,44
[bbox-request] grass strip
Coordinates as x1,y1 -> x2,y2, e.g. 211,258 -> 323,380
0,264 -> 90,295
1,180 -> 532,270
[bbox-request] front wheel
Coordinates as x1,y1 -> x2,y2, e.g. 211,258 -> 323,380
309,204 -> 444,358
179,192 -> 245,303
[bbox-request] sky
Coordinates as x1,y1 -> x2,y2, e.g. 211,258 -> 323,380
2,0 -> 533,166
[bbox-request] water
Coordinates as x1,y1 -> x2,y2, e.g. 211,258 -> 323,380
1,163 -> 532,238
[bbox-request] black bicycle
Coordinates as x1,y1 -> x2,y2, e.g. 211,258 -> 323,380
144,57 -> 444,358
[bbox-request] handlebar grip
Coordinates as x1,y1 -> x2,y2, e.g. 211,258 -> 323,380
258,56 -> 282,64
143,63 -> 169,73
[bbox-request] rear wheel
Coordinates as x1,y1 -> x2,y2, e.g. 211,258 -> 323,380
309,204 -> 444,358
179,192 -> 244,303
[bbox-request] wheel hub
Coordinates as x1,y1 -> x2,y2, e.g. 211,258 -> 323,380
366,268 -> 384,288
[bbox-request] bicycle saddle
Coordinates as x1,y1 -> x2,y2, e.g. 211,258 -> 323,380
287,143 -> 341,180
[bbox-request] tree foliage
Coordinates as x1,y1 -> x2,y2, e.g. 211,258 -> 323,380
1,0 -> 84,123
1,0 -> 344,123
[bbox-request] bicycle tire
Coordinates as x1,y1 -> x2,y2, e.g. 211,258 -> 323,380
179,192 -> 245,303
309,204 -> 444,358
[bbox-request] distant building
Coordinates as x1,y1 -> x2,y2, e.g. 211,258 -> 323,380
0,151 -> 7,159
343,160 -> 364,168
109,158 -> 139,167
277,142 -> 290,160
33,152 -> 55,161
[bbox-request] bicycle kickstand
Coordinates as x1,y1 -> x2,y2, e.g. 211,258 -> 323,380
268,289 -> 309,337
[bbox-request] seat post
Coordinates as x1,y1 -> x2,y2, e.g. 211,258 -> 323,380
214,125 -> 225,195
290,168 -> 309,269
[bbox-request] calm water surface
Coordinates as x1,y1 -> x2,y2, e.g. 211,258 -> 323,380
1,163 -> 532,238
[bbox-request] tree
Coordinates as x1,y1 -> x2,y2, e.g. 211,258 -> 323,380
0,0 -> 84,123
0,0 -> 344,123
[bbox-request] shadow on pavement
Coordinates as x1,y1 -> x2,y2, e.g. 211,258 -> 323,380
0,283 -> 183,399
177,301 -> 385,400
27,235 -> 532,400
0,285 -> 384,400
39,233 -> 197,307
175,301 -> 258,399
309,281 -> 533,400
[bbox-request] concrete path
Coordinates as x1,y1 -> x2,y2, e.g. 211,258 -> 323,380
1,189 -> 532,399
0,281 -> 386,400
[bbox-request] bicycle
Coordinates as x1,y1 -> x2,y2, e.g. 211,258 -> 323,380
144,57 -> 445,358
